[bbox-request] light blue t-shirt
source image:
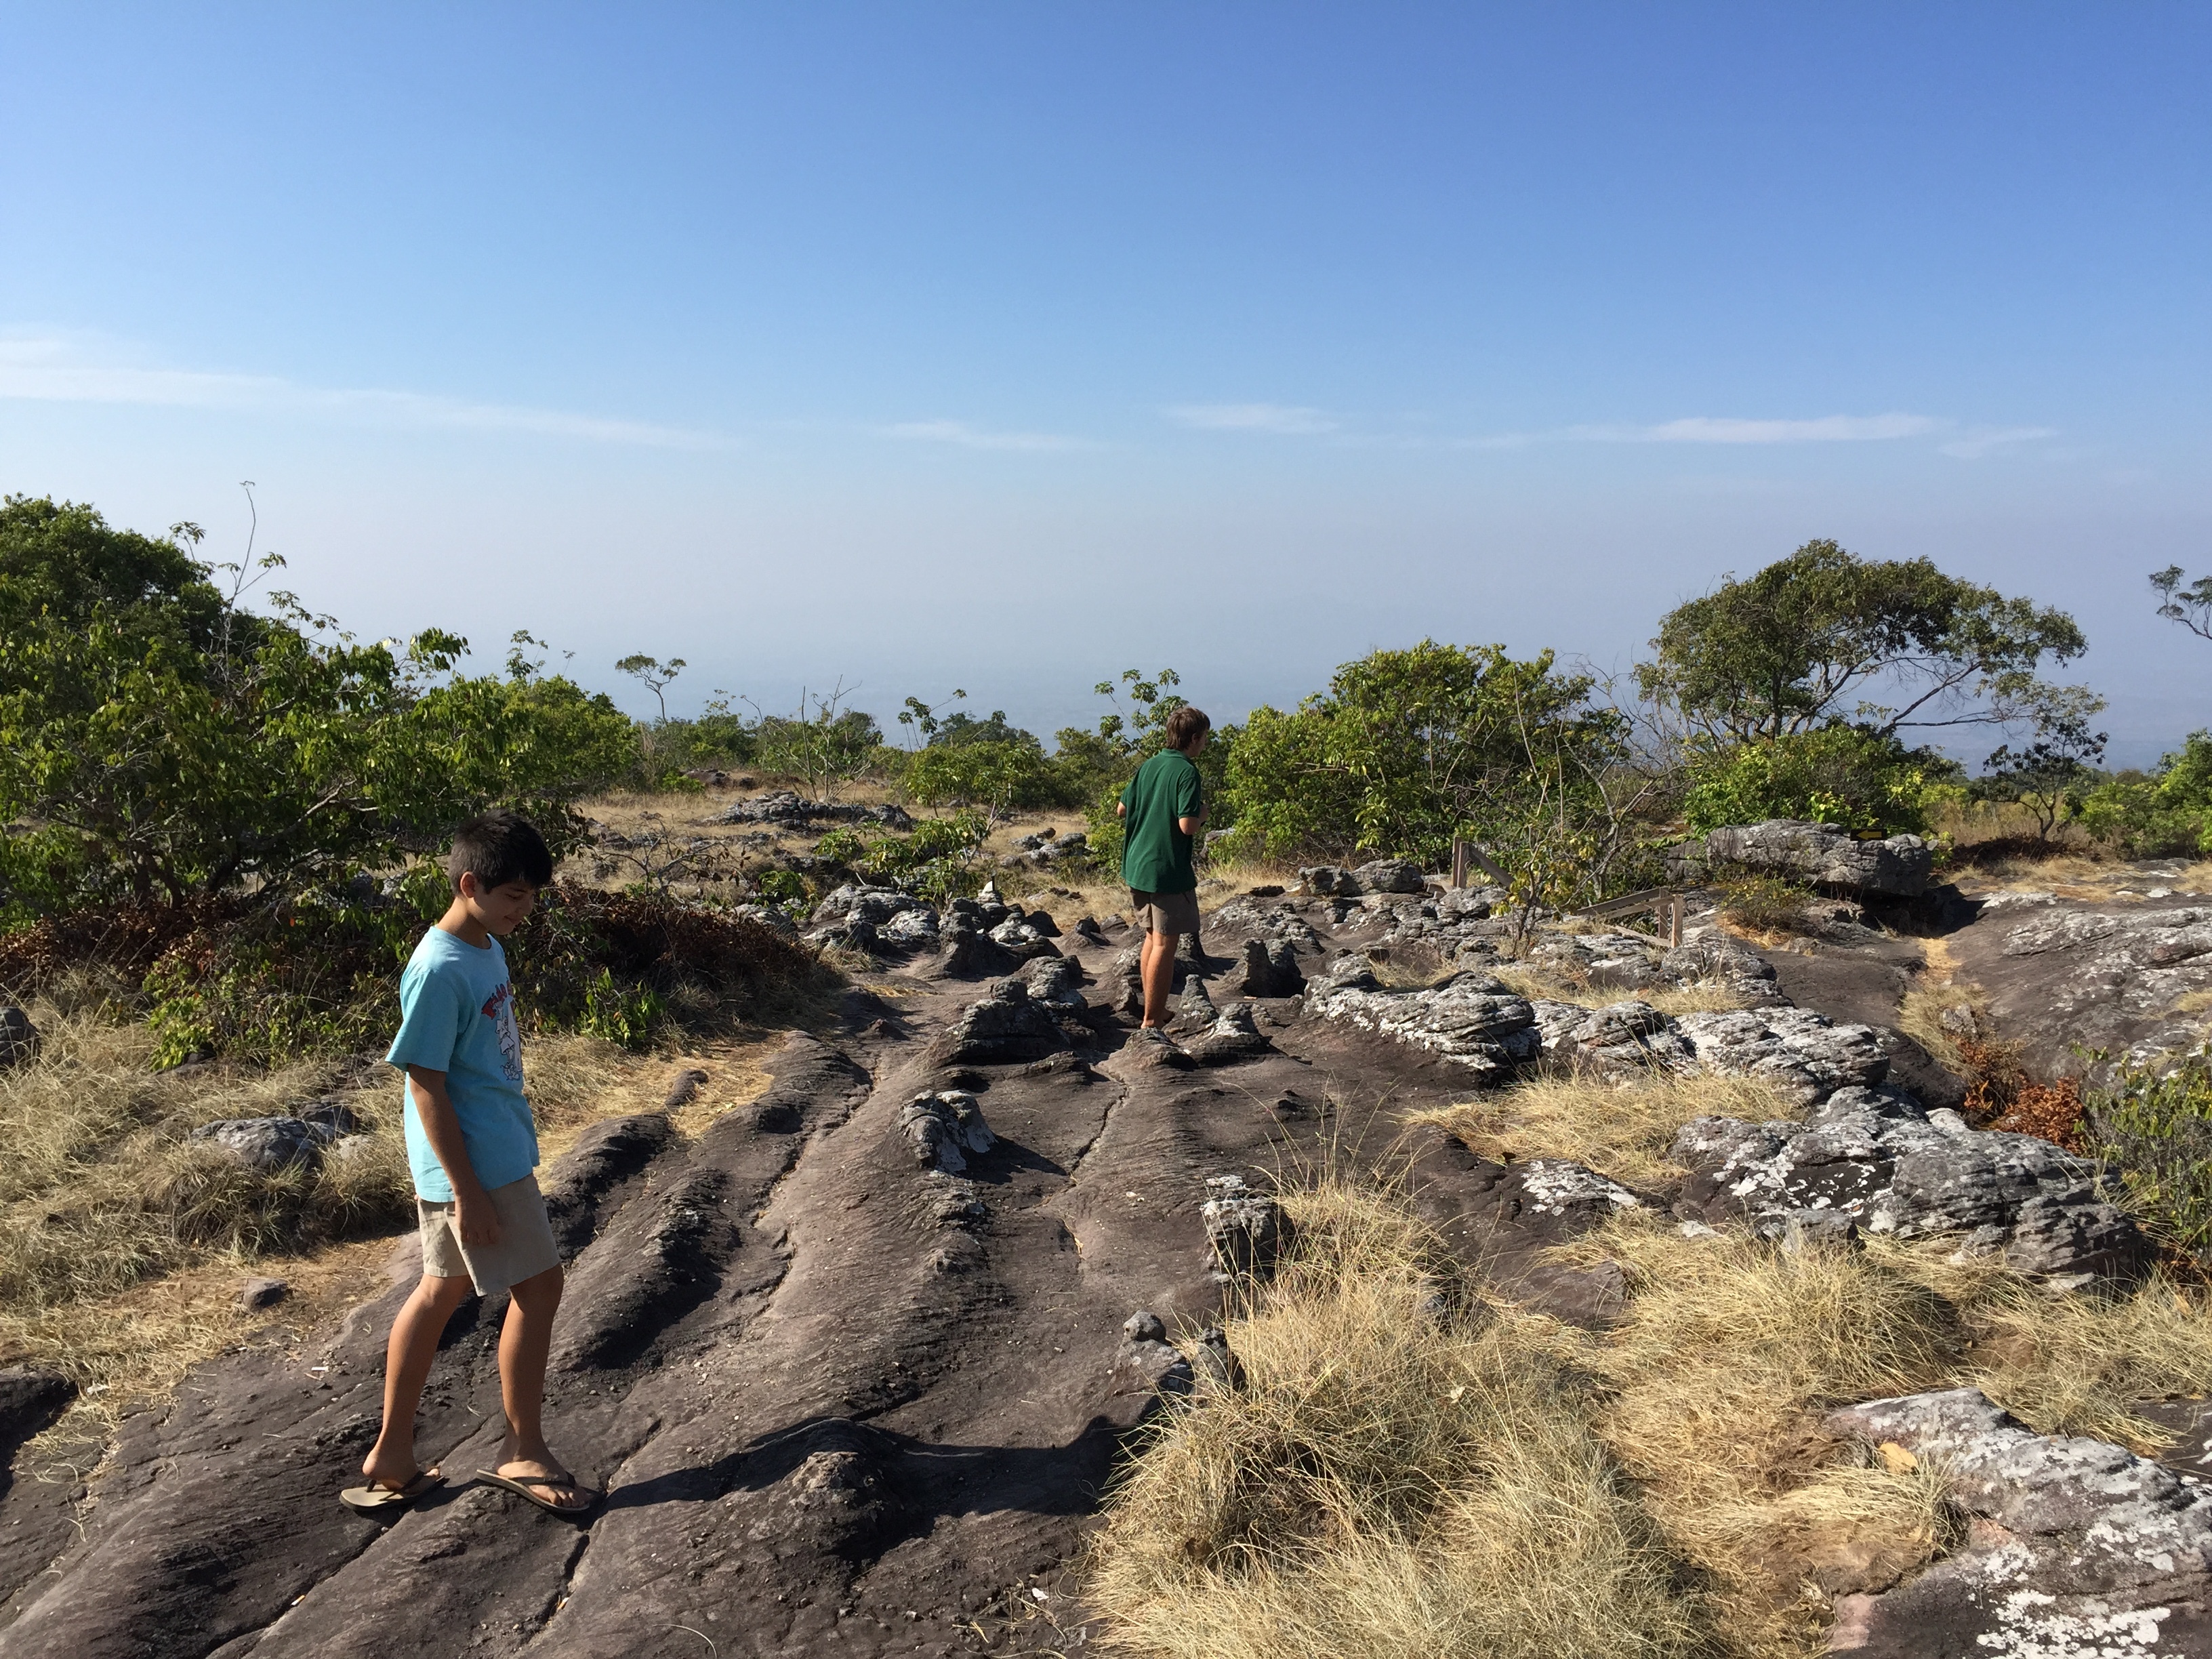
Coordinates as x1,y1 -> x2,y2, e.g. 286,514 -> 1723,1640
385,928 -> 539,1203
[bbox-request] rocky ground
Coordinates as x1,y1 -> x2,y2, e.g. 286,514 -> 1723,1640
1,846 -> 2209,1658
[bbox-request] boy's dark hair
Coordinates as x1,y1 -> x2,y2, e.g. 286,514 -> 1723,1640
1164,705 -> 1211,751
446,810 -> 554,893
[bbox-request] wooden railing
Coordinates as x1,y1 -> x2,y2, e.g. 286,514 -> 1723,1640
1571,885 -> 1687,949
1450,838 -> 1687,947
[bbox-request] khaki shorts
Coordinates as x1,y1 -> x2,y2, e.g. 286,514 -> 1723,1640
417,1173 -> 561,1296
1128,887 -> 1202,936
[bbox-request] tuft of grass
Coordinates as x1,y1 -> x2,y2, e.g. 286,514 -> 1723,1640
1490,964 -> 1752,1018
0,1000 -> 777,1425
1087,1177 -> 1708,1659
1413,1071 -> 1793,1191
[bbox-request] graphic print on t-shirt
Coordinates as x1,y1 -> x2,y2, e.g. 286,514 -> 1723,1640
482,982 -> 525,1086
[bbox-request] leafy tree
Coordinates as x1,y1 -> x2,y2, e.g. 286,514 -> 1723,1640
1681,725 -> 1952,838
1973,692 -> 2109,841
2152,565 -> 2212,642
615,652 -> 685,720
749,682 -> 880,800
2078,733 -> 2212,857
1221,641 -> 1652,911
0,497 -> 635,921
1639,539 -> 2086,742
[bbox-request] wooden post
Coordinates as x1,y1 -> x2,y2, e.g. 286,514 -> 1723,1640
1669,890 -> 1685,949
1451,838 -> 1469,890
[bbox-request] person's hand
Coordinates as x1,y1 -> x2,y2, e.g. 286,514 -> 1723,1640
455,1190 -> 504,1250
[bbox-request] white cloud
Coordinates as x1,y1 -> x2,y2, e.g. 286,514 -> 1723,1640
0,332 -> 734,449
1166,402 -> 1340,435
878,419 -> 1096,453
1938,426 -> 2058,459
1582,412 -> 1944,444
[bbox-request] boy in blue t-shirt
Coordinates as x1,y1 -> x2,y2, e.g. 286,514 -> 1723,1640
342,811 -> 599,1517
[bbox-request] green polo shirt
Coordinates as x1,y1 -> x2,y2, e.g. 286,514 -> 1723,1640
1120,748 -> 1204,895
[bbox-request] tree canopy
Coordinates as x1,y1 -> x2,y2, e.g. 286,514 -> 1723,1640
1638,539 -> 2086,743
0,497 -> 634,918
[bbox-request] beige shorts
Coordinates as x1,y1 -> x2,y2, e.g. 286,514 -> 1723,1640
1128,887 -> 1202,937
417,1173 -> 561,1296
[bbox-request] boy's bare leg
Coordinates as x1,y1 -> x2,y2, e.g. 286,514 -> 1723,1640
495,1265 -> 592,1509
362,1273 -> 473,1489
1141,928 -> 1179,1027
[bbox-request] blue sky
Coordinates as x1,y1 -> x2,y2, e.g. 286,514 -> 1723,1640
3,3 -> 2207,762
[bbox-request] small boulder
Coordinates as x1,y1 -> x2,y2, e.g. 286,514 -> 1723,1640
898,1091 -> 996,1174
188,1116 -> 328,1173
938,927 -> 1023,979
1202,1174 -> 1292,1279
1352,857 -> 1427,895
1235,938 -> 1306,998
239,1276 -> 289,1311
1298,865 -> 1361,898
1122,1310 -> 1166,1344
661,1068 -> 710,1111
933,978 -> 1067,1065
0,1006 -> 39,1069
1021,954 -> 1089,1010
1185,1003 -> 1270,1066
0,1368 -> 73,1447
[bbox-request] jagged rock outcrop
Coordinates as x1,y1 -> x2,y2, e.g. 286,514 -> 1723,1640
1234,937 -> 1306,998
1313,967 -> 1883,1096
1666,818 -> 1932,898
1183,1002 -> 1270,1066
1825,1389 -> 2212,1656
930,977 -> 1068,1064
1668,1006 -> 1891,1103
187,1101 -> 361,1172
987,916 -> 1061,960
1305,964 -> 1540,1078
708,790 -> 913,829
938,924 -> 1021,978
1658,935 -> 1786,1005
1672,1086 -> 2152,1281
1019,954 -> 1089,1010
897,1090 -> 996,1173
1201,1174 -> 1291,1278
1296,858 -> 1427,897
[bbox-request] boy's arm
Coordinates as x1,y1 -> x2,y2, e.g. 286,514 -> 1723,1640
1177,766 -> 1206,836
405,1065 -> 503,1248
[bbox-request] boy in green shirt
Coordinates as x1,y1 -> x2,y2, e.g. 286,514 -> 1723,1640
1117,705 -> 1211,1028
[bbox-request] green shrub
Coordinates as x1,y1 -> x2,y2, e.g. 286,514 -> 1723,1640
0,495 -> 636,922
578,968 -> 665,1050
2087,1052 -> 2212,1263
1213,644 -> 1639,924
1714,872 -> 1811,933
1682,726 -> 1946,838
121,878 -> 813,1067
814,811 -> 992,902
2078,733 -> 2212,858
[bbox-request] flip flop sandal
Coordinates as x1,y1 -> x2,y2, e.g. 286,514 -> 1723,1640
475,1467 -> 602,1517
339,1467 -> 444,1514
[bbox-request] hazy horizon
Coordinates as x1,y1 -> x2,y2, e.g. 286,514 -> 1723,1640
4,4 -> 2205,765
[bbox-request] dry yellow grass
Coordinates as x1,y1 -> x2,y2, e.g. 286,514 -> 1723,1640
1488,964 -> 1753,1017
1414,1071 -> 1793,1191
1105,1066 -> 2212,1658
0,1002 -> 778,1435
1088,1177 -> 1707,1659
1559,1217 -> 1965,1651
